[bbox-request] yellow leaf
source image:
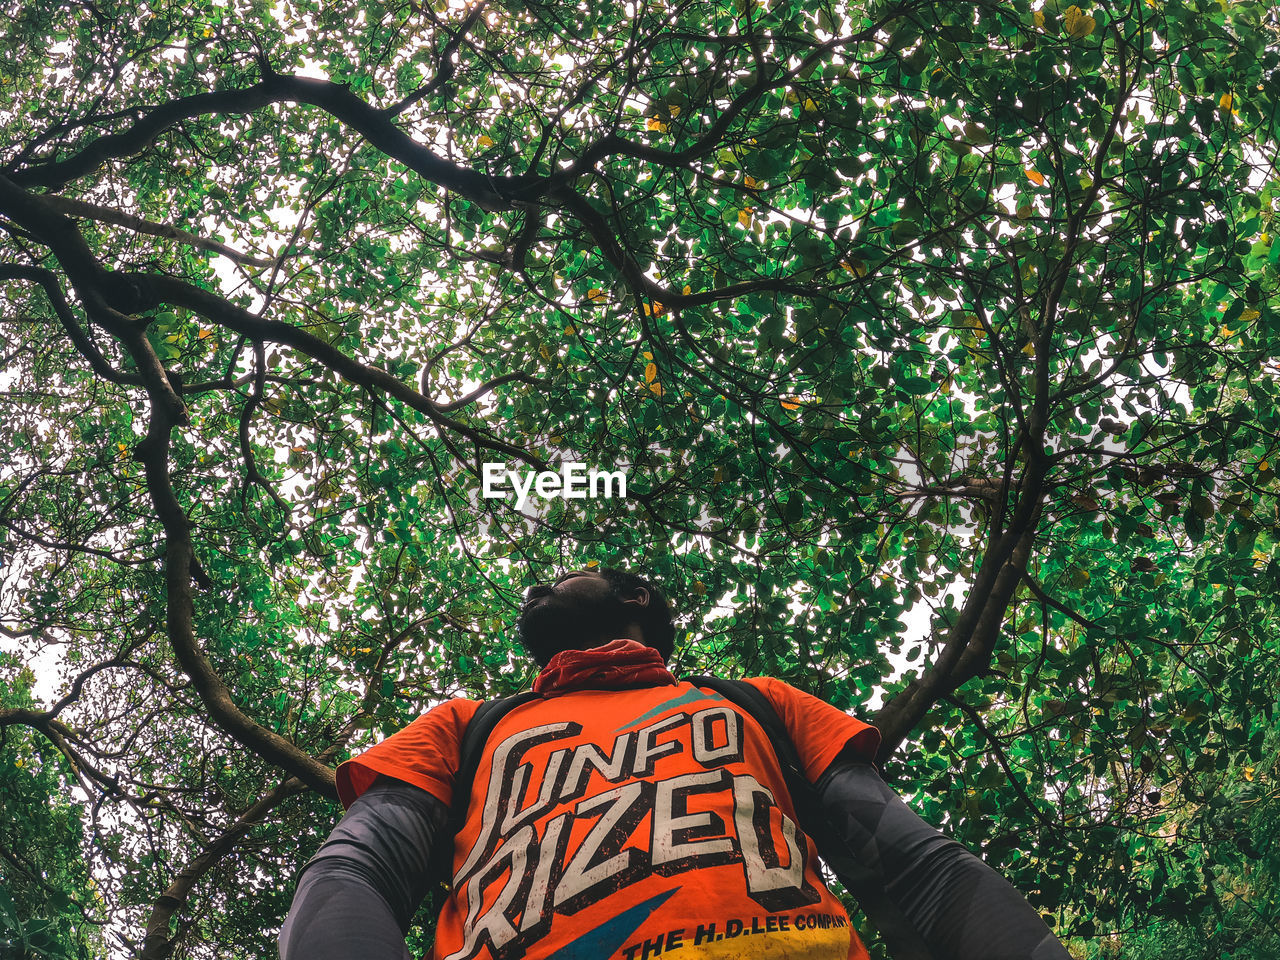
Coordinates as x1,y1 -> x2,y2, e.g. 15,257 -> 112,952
713,466 -> 723,482
649,381 -> 664,396
1022,341 -> 1036,356
1034,9 -> 1045,29
693,580 -> 707,595
1219,93 -> 1233,111
586,560 -> 599,568
682,285 -> 692,296
1025,168 -> 1046,186
803,98 -> 818,113
587,288 -> 606,302
1241,308 -> 1261,324
781,397 -> 800,410
645,362 -> 657,383
738,207 -> 753,227
642,301 -> 665,316
744,176 -> 758,188
643,351 -> 653,361
668,105 -> 681,116
197,329 -> 213,340
1063,5 -> 1096,38
564,325 -> 576,335
477,134 -> 494,148
117,442 -> 128,451
164,334 -> 179,343
14,757 -> 22,768
646,117 -> 668,133
840,259 -> 868,277
291,445 -> 307,453
1244,766 -> 1255,781
539,343 -> 552,360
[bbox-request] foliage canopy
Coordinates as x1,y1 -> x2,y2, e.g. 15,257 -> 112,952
1,0 -> 1279,956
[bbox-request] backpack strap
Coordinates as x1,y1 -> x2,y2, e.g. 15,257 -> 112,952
681,676 -> 824,829
427,689 -> 543,912
450,690 -> 544,832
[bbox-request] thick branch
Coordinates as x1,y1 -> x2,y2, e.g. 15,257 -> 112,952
0,175 -> 186,420
11,77 -> 510,208
0,172 -> 544,467
0,706 -> 79,739
874,480 -> 1046,762
14,68 -> 865,311
134,386 -> 337,799
0,263 -> 141,385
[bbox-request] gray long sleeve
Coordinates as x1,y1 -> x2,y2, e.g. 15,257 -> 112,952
278,775 -> 448,960
814,761 -> 1070,960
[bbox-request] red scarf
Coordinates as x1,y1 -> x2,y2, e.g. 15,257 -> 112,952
533,638 -> 676,694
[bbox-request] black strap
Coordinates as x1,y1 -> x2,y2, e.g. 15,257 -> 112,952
450,690 -> 544,833
427,689 -> 543,914
681,676 -> 824,828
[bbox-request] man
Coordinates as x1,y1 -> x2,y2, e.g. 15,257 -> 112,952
279,567 -> 1070,960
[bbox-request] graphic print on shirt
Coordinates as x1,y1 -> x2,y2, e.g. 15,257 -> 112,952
443,697 -> 822,960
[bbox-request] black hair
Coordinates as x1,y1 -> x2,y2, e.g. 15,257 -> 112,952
597,566 -> 678,662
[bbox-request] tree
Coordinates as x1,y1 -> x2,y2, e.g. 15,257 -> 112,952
1,0 -> 1278,955
0,655 -> 106,960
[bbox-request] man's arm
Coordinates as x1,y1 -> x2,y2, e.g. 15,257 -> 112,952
814,760 -> 1071,960
278,775 -> 447,960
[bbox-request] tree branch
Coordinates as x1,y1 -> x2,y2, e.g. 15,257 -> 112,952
41,194 -> 276,267
140,777 -> 308,960
134,384 -> 337,799
0,263 -> 141,385
874,490 -> 1045,762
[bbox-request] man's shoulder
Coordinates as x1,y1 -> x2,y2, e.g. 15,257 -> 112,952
389,695 -> 485,733
335,696 -> 485,808
700,673 -> 800,706
690,675 -> 882,778
683,673 -> 795,691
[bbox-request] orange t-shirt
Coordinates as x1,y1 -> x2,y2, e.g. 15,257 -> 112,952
336,677 -> 881,960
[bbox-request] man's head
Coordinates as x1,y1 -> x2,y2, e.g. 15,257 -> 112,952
515,567 -> 677,667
